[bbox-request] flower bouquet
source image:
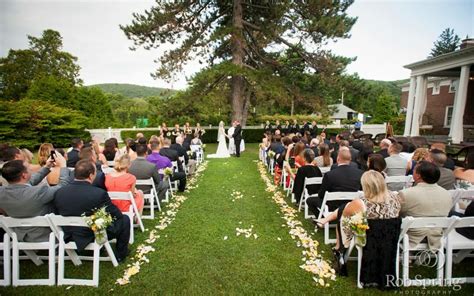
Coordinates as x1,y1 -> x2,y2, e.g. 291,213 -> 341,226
342,212 -> 369,247
83,207 -> 114,245
163,167 -> 173,178
268,151 -> 275,158
202,144 -> 206,151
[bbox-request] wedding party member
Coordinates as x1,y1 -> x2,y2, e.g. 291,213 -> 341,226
67,138 -> 83,168
302,121 -> 310,135
232,121 -> 243,157
171,124 -> 182,143
454,152 -> 474,183
105,154 -> 145,215
291,119 -> 300,134
399,161 -> 452,249
306,148 -> 363,216
194,123 -> 205,139
283,120 -> 290,135
129,144 -> 168,201
183,122 -> 193,142
315,171 -> 401,287
160,122 -> 170,139
310,120 -> 319,138
38,143 -> 61,186
274,120 -> 282,134
0,154 -> 69,242
292,149 -> 322,203
264,121 -> 272,134
54,160 -> 131,263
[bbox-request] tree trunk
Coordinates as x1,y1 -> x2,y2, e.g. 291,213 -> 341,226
231,0 -> 245,123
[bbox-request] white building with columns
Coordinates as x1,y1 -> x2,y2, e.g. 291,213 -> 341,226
402,39 -> 474,144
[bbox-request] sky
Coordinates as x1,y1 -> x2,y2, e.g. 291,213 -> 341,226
1,0 -> 473,90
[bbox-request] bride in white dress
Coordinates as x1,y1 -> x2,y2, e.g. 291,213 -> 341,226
207,121 -> 230,158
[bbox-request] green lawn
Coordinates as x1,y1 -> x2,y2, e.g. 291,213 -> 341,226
2,144 -> 473,295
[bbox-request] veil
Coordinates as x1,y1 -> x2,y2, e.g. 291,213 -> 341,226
217,121 -> 225,141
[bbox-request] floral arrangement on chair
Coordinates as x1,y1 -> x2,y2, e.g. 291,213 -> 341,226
163,167 -> 173,178
268,151 -> 275,158
83,207 -> 114,245
342,212 -> 369,247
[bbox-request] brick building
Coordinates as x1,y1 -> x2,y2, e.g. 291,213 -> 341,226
400,39 -> 474,143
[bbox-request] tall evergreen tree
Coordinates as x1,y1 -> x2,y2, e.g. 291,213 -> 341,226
430,28 -> 461,57
121,0 -> 356,124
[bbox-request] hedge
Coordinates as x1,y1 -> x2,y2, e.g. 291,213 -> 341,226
121,127 -> 347,144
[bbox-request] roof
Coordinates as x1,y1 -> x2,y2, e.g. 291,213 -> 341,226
328,103 -> 356,119
404,46 -> 474,70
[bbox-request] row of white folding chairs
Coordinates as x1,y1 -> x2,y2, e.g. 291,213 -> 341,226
449,188 -> 474,215
345,216 -> 474,288
108,191 -> 145,245
0,214 -> 118,287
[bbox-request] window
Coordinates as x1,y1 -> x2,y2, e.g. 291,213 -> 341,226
444,106 -> 454,127
449,80 -> 458,93
432,82 -> 440,95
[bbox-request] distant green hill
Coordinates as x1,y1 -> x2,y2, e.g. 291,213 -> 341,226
88,83 -> 176,98
365,79 -> 409,98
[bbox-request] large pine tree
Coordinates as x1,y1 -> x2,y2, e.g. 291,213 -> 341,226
121,0 -> 356,124
430,28 -> 461,57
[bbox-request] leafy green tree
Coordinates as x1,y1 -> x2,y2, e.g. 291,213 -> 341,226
0,99 -> 89,149
121,0 -> 356,124
430,28 -> 460,57
0,29 -> 81,100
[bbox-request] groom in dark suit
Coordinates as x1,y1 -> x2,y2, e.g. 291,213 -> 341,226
232,121 -> 243,157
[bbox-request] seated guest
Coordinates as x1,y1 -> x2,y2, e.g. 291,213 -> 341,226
22,148 -> 41,173
92,140 -> 108,167
147,141 -> 186,192
292,149 -> 322,203
120,138 -> 137,161
377,139 -> 391,158
454,152 -> 474,184
67,138 -> 83,168
274,137 -> 292,185
367,154 -> 387,176
160,138 -> 184,172
78,147 -> 106,190
105,155 -> 145,214
315,171 -> 401,286
314,143 -> 333,168
399,161 -> 452,249
431,142 -> 455,170
306,148 -> 363,216
385,143 -> 409,191
399,142 -> 416,162
54,160 -> 130,262
191,133 -> 203,147
293,142 -> 306,169
103,138 -> 118,161
38,143 -> 61,186
171,136 -> 196,175
455,201 -> 474,239
407,148 -> 429,176
129,144 -> 169,201
0,154 -> 69,241
309,138 -> 320,157
428,150 -> 455,190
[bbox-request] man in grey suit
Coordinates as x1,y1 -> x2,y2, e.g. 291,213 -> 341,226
385,143 -> 408,191
129,144 -> 168,201
399,161 -> 452,249
428,150 -> 455,190
0,153 -> 69,241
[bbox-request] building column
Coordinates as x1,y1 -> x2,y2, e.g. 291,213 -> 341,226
403,76 -> 417,136
449,64 -> 471,144
410,75 -> 427,137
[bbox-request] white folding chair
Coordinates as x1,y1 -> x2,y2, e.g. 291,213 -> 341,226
0,231 -> 11,286
178,156 -> 188,175
136,178 -> 161,219
101,167 -> 116,175
269,158 -> 275,175
385,175 -> 413,190
445,216 -> 474,285
281,161 -> 287,188
0,216 -> 55,286
108,191 -> 145,234
298,177 -> 323,219
452,189 -> 474,215
319,167 -> 331,175
317,191 -> 362,245
344,237 -> 364,288
158,168 -> 174,202
395,216 -> 458,287
47,214 -> 118,287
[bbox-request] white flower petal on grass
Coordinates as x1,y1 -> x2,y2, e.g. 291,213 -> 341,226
223,236 -> 228,240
